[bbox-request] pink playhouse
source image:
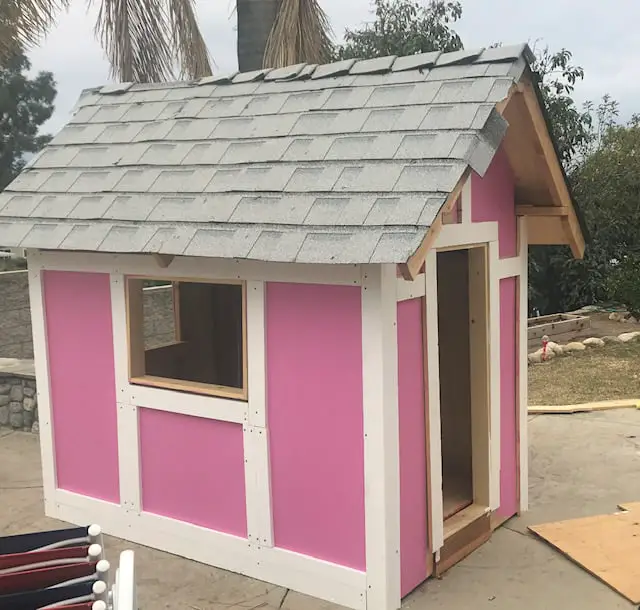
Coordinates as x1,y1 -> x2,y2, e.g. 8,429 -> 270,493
0,44 -> 585,610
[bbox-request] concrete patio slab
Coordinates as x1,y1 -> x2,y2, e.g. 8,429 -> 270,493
2,409 -> 639,609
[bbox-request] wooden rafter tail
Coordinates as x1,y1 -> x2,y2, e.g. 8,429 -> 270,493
152,253 -> 175,268
399,169 -> 472,281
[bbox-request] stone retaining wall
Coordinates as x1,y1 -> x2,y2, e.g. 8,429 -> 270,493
0,271 -> 32,359
0,374 -> 38,433
0,271 -> 176,357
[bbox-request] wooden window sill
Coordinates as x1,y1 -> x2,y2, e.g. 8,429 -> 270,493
130,375 -> 247,401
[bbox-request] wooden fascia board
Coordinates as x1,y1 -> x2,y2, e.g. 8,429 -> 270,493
516,81 -> 585,258
399,168 -> 471,281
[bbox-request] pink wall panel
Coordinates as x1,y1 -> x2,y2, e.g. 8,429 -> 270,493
266,283 -> 366,570
498,277 -> 518,519
397,299 -> 428,596
43,271 -> 119,502
471,146 -> 517,258
139,408 -> 247,536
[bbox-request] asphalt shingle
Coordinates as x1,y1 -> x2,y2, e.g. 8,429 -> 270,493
0,44 -> 535,264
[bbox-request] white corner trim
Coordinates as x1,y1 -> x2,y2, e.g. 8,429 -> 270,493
27,251 -> 361,286
361,264 -> 401,610
243,424 -> 274,547
461,175 -> 472,225
488,240 -> 501,511
396,273 -> 426,302
247,281 -> 267,428
129,384 -> 248,424
424,251 -> 444,552
518,217 -> 529,512
49,490 -> 366,610
26,262 -> 57,507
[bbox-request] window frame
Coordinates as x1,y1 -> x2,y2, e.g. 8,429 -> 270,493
125,275 -> 248,401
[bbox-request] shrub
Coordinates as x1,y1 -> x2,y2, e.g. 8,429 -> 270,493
607,253 -> 640,318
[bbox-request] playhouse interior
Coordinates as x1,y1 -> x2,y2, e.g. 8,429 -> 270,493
128,279 -> 246,399
436,247 -> 490,523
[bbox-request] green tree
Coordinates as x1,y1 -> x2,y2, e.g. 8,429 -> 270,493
527,46 -> 621,314
334,0 -> 462,60
0,49 -> 56,191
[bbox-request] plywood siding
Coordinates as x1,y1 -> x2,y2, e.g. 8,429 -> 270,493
266,283 -> 366,570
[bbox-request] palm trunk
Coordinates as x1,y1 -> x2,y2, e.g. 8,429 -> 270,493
236,0 -> 281,72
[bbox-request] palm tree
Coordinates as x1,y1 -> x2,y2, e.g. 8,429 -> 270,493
1,0 -> 333,82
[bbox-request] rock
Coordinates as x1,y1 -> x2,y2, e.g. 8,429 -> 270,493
564,342 -> 587,353
619,332 -> 640,343
25,380 -> 36,389
0,405 -> 8,426
9,385 -> 23,401
22,410 -> 33,429
9,401 -> 22,413
583,337 -> 605,347
530,348 -> 555,362
9,412 -> 23,428
0,384 -> 10,395
31,421 -> 39,434
602,335 -> 622,344
23,387 -> 35,398
629,316 -> 638,324
23,397 -> 36,412
0,395 -> 8,407
609,312 -> 623,321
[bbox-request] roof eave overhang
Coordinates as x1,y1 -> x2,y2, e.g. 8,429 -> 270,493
497,74 -> 586,259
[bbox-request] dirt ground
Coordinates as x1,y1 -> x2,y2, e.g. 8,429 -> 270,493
528,311 -> 640,351
3,409 -> 640,609
529,340 -> 640,406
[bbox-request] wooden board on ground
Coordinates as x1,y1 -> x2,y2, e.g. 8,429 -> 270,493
617,501 -> 640,512
528,398 -> 640,415
529,511 -> 640,603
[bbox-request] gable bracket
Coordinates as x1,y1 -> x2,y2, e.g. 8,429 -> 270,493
513,82 -> 585,258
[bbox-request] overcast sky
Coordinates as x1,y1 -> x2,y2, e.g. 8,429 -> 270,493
29,0 -> 639,136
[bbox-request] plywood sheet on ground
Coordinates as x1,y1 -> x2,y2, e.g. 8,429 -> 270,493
528,398 -> 640,414
529,511 -> 640,603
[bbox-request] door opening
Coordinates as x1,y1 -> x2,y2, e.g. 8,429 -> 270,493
436,246 -> 490,524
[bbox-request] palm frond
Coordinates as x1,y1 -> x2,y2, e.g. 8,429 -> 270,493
93,0 -> 175,83
166,0 -> 213,79
263,0 -> 334,69
0,0 -> 66,64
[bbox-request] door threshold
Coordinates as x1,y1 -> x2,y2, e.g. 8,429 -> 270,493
444,503 -> 490,540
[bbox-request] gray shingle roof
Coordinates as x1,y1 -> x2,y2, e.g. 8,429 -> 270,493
0,43 -> 534,264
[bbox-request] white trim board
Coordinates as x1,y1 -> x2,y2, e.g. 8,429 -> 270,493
243,424 -> 274,547
361,264 -> 401,610
487,240 -> 501,510
517,216 -> 529,512
423,251 -> 444,552
26,261 -> 57,509
26,250 -> 362,286
396,273 -> 426,301
49,489 -> 366,610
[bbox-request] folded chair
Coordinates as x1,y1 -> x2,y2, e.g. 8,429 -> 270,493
91,550 -> 137,610
0,525 -> 110,610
